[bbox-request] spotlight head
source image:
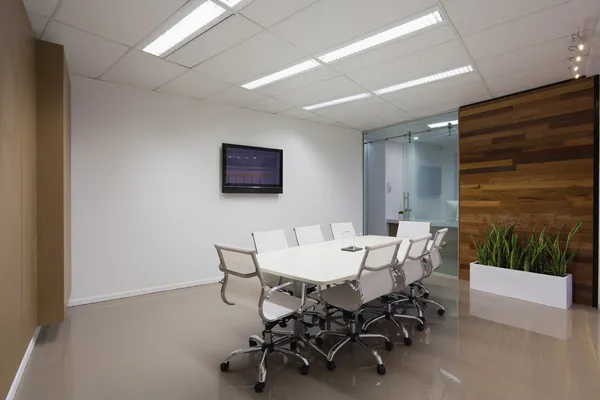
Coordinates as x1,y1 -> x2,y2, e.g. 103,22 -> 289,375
575,73 -> 580,79
576,56 -> 581,62
578,43 -> 584,51
574,66 -> 579,72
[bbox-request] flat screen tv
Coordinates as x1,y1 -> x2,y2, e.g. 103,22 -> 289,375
222,143 -> 283,194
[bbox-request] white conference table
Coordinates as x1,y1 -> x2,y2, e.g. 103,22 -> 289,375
257,235 -> 406,286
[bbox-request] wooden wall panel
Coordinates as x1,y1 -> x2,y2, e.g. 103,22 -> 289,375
458,77 -> 598,306
0,0 -> 37,397
36,40 -> 71,326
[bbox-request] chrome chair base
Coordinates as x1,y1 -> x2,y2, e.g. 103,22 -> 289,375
403,284 -> 446,322
314,317 -> 392,375
361,300 -> 422,345
220,331 -> 310,393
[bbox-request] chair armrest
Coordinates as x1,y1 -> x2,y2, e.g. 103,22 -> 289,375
265,281 -> 295,299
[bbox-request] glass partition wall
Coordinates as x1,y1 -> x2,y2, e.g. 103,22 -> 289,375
364,111 -> 459,276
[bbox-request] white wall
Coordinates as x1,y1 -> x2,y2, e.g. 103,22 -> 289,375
70,77 -> 363,305
385,141 -> 405,220
365,141 -> 386,235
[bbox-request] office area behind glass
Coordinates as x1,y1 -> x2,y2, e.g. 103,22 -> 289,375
364,111 -> 459,276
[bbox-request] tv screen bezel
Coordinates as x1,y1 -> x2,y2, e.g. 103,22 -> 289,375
221,143 -> 283,194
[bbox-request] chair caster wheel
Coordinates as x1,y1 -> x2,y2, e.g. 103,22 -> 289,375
417,323 -> 425,332
404,337 -> 412,346
326,361 -> 336,371
376,364 -> 386,375
299,364 -> 309,375
437,309 -> 445,316
420,317 -> 426,323
220,362 -> 229,372
249,339 -> 258,347
423,292 -> 430,299
254,382 -> 265,393
315,337 -> 324,345
290,341 -> 297,351
385,341 -> 394,351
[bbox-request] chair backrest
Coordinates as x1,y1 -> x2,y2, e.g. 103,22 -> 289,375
294,225 -> 325,246
355,239 -> 403,305
428,228 -> 448,271
214,244 -> 263,306
330,222 -> 355,240
252,230 -> 289,253
395,221 -> 431,238
402,234 -> 433,284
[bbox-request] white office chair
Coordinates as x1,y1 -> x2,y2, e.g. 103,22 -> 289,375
330,222 -> 355,240
399,230 -> 446,323
252,230 -> 289,287
361,234 -> 432,343
314,239 -> 403,375
412,228 -> 448,312
395,221 -> 431,238
294,225 -> 325,246
215,244 -> 310,393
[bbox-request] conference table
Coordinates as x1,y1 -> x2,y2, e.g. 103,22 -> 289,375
256,235 -> 411,356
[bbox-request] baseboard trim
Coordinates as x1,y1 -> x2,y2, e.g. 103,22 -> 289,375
67,277 -> 223,307
432,271 -> 459,280
6,327 -> 40,400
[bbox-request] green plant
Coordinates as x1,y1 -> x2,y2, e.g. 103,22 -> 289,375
544,221 -> 583,277
471,221 -> 582,277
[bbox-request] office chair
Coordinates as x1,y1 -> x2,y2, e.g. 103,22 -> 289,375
412,228 -> 448,313
314,239 -> 403,375
361,234 -> 432,341
215,244 -> 310,393
395,221 -> 431,238
293,225 -> 325,246
330,222 -> 355,240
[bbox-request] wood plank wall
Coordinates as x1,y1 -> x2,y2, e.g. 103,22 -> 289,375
0,0 -> 38,397
458,77 -> 598,306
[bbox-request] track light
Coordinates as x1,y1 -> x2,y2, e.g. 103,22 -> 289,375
578,43 -> 584,51
575,73 -> 580,79
573,66 -> 579,72
576,56 -> 581,62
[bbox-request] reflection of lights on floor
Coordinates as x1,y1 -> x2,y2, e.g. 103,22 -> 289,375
440,368 -> 461,384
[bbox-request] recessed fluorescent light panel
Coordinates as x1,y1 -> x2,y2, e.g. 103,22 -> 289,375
219,0 -> 243,6
374,65 -> 474,95
319,11 -> 444,63
428,120 -> 458,128
303,93 -> 371,111
242,60 -> 321,90
143,1 -> 226,56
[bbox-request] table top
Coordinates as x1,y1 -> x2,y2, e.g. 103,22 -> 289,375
386,218 -> 458,228
257,235 -> 404,285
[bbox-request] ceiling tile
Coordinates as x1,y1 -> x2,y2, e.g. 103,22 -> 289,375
253,66 -> 340,97
157,70 -> 230,99
476,34 -> 580,79
194,31 -> 307,84
167,15 -> 262,68
388,79 -> 490,111
205,86 -> 265,106
270,0 -> 438,54
244,98 -> 293,113
346,40 -> 472,90
313,97 -> 411,130
484,60 -> 572,97
55,0 -> 188,46
274,76 -> 366,106
27,12 -> 49,37
331,25 -> 457,74
463,0 -> 600,60
101,50 -> 187,90
23,0 -> 60,18
277,108 -> 348,126
42,22 -> 129,79
240,0 -> 317,28
443,0 -> 568,37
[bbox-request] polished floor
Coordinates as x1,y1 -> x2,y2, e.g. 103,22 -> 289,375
16,275 -> 600,400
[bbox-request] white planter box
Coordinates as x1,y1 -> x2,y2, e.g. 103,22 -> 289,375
470,262 -> 572,309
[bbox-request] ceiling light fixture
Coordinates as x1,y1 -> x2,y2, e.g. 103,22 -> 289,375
303,93 -> 372,111
319,11 -> 444,63
575,73 -> 580,79
374,65 -> 474,95
143,1 -> 226,56
218,0 -> 243,6
573,65 -> 579,72
576,56 -> 581,62
578,43 -> 585,51
428,120 -> 458,129
242,60 -> 321,90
